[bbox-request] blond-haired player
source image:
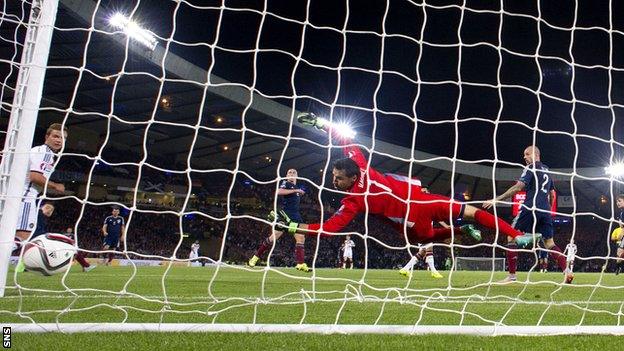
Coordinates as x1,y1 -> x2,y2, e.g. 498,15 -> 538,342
15,123 -> 67,272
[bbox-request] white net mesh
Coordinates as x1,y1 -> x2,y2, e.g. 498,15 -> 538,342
1,0 -> 624,334
455,257 -> 505,271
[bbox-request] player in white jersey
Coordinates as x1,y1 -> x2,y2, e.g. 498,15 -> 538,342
188,240 -> 200,267
15,123 -> 67,272
16,125 -> 66,243
341,235 -> 355,269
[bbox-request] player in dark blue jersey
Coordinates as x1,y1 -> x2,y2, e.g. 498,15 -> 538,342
101,205 -> 125,266
484,146 -> 574,283
248,169 -> 311,272
615,194 -> 624,275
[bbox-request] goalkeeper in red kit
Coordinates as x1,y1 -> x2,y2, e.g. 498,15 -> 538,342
270,112 -> 540,250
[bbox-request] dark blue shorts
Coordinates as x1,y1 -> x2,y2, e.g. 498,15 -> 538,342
537,249 -> 548,259
31,231 -> 46,239
103,235 -> 120,248
283,210 -> 303,223
512,210 -> 553,239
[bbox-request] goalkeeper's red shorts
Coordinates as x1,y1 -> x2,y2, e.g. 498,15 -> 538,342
389,193 -> 465,244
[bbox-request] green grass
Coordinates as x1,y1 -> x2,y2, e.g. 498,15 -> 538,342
2,266 -> 624,349
11,333 -> 624,351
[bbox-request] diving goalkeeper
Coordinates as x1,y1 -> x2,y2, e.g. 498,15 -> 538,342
270,112 -> 540,248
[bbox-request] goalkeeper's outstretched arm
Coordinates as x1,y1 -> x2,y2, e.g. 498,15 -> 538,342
269,201 -> 359,238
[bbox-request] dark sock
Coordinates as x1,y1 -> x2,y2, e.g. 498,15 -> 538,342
507,242 -> 518,274
548,245 -> 567,271
295,243 -> 305,264
616,255 -> 624,269
256,237 -> 272,258
107,252 -> 114,263
475,210 -> 521,238
74,252 -> 90,268
13,237 -> 22,253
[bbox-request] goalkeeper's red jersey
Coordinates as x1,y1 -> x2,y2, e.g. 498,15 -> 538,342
307,141 -> 464,242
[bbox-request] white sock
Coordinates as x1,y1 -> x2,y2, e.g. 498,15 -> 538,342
402,256 -> 418,270
425,255 -> 437,272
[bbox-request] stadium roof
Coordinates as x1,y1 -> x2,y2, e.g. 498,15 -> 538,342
2,0 -> 622,210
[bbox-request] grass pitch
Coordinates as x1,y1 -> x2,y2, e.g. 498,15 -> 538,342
2,265 -> 623,349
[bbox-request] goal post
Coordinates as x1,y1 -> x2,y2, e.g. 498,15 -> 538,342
0,0 -> 59,297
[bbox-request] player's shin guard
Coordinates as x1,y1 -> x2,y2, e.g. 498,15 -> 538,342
506,242 -> 518,275
295,243 -> 305,265
548,245 -> 567,272
256,237 -> 272,258
474,210 -> 521,238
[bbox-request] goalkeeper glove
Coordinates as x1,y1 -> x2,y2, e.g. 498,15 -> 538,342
297,112 -> 325,130
268,210 -> 299,234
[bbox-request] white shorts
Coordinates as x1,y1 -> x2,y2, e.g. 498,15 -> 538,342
343,254 -> 352,260
189,252 -> 199,260
16,199 -> 37,232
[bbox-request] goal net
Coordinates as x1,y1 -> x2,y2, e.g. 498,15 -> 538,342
1,0 -> 624,336
455,257 -> 505,271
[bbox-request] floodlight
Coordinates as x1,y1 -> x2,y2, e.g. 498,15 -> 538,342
605,162 -> 624,177
333,122 -> 356,139
109,12 -> 157,50
317,117 -> 356,139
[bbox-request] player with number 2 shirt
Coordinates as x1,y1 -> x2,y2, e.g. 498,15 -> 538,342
483,146 -> 573,284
